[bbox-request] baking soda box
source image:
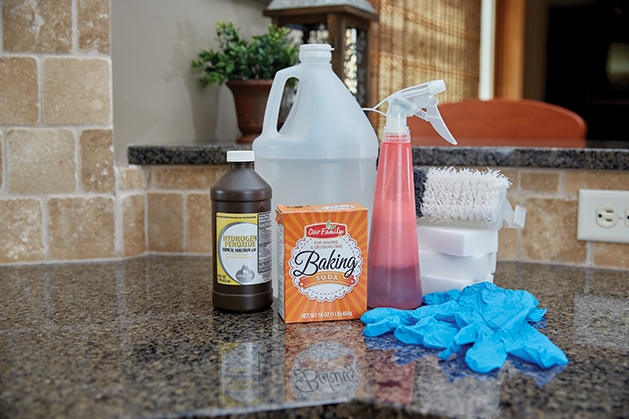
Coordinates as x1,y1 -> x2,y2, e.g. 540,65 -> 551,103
276,203 -> 368,323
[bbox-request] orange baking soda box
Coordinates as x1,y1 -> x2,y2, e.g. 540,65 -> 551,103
276,203 -> 368,323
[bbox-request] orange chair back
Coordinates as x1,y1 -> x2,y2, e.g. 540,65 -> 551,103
409,98 -> 587,148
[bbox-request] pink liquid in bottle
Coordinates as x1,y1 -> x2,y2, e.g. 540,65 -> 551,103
367,133 -> 422,309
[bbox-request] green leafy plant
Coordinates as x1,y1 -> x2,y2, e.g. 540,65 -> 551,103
191,21 -> 299,87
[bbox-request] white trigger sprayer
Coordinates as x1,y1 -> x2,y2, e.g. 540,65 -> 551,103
364,79 -> 457,144
365,80 -> 456,310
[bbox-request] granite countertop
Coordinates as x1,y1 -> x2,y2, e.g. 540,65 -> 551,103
127,144 -> 629,170
1,256 -> 628,418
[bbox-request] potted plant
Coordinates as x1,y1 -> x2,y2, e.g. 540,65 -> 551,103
191,21 -> 299,143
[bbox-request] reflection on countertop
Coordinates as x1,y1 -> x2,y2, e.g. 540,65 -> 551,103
127,144 -> 629,170
1,256 -> 628,418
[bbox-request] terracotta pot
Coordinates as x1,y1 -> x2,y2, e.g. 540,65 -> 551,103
227,79 -> 273,144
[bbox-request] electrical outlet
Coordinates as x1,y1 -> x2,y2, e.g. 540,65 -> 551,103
595,206 -> 617,228
577,189 -> 629,243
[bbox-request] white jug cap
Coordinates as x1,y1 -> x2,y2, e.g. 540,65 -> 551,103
227,150 -> 255,162
299,44 -> 333,61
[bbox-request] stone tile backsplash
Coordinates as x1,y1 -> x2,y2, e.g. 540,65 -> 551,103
122,194 -> 146,257
0,0 -> 627,271
521,197 -> 586,264
43,58 -> 111,124
187,194 -> 214,254
77,0 -> 110,54
0,57 -> 39,124
2,0 -> 73,54
147,193 -> 184,253
0,133 -> 3,188
0,0 -> 120,264
134,165 -> 629,270
80,129 -> 115,193
0,199 -> 45,264
48,197 -> 116,260
7,129 -> 77,194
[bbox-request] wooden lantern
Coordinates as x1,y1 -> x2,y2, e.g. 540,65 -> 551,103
264,0 -> 378,107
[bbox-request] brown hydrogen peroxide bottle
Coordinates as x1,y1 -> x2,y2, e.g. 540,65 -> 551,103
211,150 -> 273,312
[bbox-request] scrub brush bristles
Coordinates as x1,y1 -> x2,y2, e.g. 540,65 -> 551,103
419,167 -> 511,225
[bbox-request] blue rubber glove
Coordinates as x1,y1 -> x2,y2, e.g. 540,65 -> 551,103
362,287 -> 463,338
361,307 -> 421,336
361,282 -> 568,373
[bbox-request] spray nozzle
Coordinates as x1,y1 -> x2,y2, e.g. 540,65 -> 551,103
363,80 -> 457,145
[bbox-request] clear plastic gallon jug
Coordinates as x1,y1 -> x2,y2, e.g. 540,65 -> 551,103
252,44 -> 378,297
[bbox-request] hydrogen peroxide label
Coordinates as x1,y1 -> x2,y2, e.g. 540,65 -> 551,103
216,212 -> 271,286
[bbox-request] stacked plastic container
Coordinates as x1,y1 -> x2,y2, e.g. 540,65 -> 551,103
417,226 -> 499,295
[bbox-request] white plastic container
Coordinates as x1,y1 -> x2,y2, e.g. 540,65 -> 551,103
421,274 -> 495,299
419,250 -> 496,280
252,44 -> 379,297
416,225 -> 499,256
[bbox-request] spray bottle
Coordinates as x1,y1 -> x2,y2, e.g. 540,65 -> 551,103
364,80 -> 456,309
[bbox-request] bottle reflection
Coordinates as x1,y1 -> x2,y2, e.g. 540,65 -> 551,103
214,307 -> 282,407
285,321 -> 366,402
219,341 -> 262,406
366,349 -> 416,405
289,341 -> 361,400
413,357 -> 504,418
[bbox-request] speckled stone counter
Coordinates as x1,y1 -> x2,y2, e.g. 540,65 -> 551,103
127,144 -> 629,170
1,256 -> 628,418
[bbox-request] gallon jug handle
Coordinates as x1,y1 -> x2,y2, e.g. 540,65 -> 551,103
262,66 -> 302,136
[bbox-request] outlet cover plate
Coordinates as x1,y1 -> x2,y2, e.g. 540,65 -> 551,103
577,189 -> 629,243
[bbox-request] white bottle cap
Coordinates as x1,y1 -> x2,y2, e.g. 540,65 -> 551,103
227,150 -> 255,162
299,44 -> 332,61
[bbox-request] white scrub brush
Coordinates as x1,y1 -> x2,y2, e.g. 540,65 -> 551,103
414,167 -> 526,230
